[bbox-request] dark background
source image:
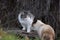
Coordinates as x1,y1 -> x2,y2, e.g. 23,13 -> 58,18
0,0 -> 59,38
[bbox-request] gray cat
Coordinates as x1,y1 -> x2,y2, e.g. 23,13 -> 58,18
18,11 -> 34,32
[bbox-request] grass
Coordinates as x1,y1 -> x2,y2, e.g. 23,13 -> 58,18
1,31 -> 60,40
0,27 -> 60,40
0,28 -> 40,40
17,35 -> 40,40
0,30 -> 19,40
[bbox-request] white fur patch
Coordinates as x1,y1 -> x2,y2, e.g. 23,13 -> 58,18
18,11 -> 34,33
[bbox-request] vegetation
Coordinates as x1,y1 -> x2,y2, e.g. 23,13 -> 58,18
0,28 -> 60,40
0,28 -> 40,40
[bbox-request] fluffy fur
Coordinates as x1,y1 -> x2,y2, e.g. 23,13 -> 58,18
18,11 -> 34,32
32,20 -> 55,40
18,11 -> 55,40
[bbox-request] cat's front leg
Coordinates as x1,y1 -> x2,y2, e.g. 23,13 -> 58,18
27,25 -> 31,33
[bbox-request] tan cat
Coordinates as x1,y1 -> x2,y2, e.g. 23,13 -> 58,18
32,20 -> 55,40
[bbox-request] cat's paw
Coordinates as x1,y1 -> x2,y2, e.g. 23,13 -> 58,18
27,30 -> 30,33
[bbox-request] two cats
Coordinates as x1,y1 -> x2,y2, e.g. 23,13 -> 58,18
18,11 -> 55,40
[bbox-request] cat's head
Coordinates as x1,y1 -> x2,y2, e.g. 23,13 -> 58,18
19,11 -> 27,19
19,11 -> 34,20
